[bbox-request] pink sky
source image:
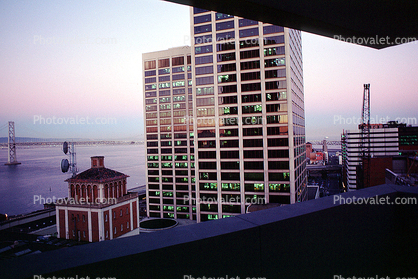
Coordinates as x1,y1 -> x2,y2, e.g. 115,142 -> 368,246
0,0 -> 417,140
303,33 -> 418,140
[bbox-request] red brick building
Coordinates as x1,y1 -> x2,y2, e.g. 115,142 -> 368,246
56,156 -> 139,242
306,142 -> 313,162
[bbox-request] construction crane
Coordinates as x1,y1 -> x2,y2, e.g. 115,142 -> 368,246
359,84 -> 371,188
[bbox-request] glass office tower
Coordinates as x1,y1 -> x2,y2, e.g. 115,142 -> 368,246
143,46 -> 197,220
191,8 -> 307,222
143,9 -> 307,223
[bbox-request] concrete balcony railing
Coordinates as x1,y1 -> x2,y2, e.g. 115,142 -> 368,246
2,184 -> 417,279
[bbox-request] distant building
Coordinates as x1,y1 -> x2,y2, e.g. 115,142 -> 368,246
315,152 -> 324,162
306,142 -> 313,162
341,122 -> 418,190
306,142 -> 330,165
329,155 -> 340,165
308,150 -> 324,165
385,154 -> 418,187
322,139 -> 328,163
56,156 -> 139,242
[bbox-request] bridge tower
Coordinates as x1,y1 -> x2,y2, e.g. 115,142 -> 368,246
5,121 -> 21,165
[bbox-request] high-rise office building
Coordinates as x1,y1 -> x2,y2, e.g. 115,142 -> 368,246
190,8 -> 307,222
143,47 -> 197,220
143,9 -> 307,222
342,122 -> 418,190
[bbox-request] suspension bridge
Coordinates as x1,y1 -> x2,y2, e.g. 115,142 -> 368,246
0,121 -> 143,165
309,140 -> 341,146
1,121 -> 21,165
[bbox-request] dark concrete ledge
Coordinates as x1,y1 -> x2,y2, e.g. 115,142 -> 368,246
165,0 -> 418,49
1,184 -> 417,279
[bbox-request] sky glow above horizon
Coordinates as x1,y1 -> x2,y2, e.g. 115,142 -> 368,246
0,0 -> 417,141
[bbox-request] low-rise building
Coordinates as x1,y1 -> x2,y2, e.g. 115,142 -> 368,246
55,156 -> 139,242
341,122 -> 418,190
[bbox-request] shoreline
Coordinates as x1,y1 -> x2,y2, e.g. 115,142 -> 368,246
0,141 -> 144,149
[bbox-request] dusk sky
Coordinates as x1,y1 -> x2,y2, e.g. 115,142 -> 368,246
1,0 -> 417,141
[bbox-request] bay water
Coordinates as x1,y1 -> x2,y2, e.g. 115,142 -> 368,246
0,144 -> 146,216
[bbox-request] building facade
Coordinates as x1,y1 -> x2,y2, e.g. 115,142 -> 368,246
191,8 -> 306,222
143,8 -> 307,222
143,47 -> 196,220
342,122 -> 418,190
56,156 -> 139,242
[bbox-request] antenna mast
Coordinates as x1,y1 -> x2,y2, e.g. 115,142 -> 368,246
61,141 -> 77,177
70,142 -> 77,177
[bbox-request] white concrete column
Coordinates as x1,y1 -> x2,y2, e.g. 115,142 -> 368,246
64,208 -> 69,239
136,199 -> 140,228
88,209 -> 92,242
55,207 -> 60,238
130,202 -> 133,231
99,183 -> 104,202
98,209 -> 104,242
109,208 -> 113,240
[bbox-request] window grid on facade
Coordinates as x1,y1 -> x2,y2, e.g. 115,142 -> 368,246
143,9 -> 306,223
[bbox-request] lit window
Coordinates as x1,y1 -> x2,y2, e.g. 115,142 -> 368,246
218,74 -> 237,83
173,81 -> 185,87
159,82 -> 170,89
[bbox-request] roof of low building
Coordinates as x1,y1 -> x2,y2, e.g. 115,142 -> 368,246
65,167 -> 129,183
307,185 -> 319,200
127,185 -> 147,196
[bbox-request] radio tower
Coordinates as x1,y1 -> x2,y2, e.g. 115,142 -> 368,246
360,84 -> 371,188
5,121 -> 21,165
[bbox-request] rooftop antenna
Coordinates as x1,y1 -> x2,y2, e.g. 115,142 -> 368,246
61,141 -> 77,177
